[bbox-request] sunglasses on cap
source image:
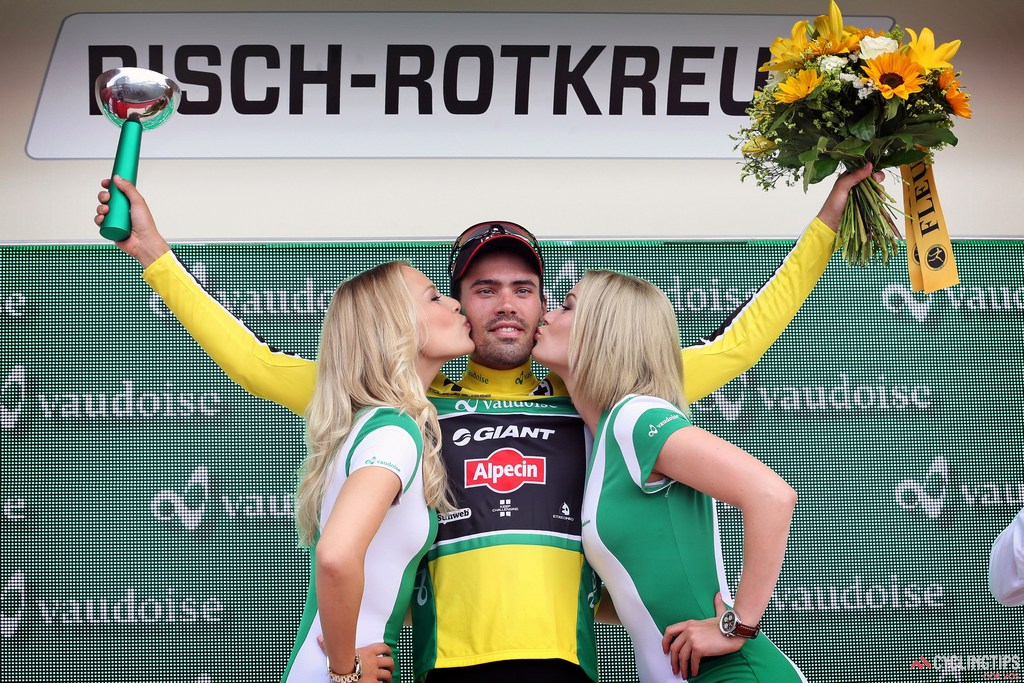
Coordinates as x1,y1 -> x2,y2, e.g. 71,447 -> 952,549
448,221 -> 544,284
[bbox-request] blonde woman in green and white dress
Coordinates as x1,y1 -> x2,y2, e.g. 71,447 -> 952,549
533,270 -> 805,683
284,262 -> 472,683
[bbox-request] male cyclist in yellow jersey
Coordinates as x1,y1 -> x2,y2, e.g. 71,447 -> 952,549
95,164 -> 880,683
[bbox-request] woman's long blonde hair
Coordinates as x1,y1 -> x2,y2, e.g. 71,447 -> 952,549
568,270 -> 687,414
295,261 -> 454,547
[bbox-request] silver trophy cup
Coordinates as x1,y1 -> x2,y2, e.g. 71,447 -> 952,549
94,67 -> 180,241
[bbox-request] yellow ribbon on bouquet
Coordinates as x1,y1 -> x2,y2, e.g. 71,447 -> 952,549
900,162 -> 959,293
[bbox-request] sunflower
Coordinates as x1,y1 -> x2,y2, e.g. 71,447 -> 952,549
773,69 -> 825,103
905,28 -> 960,73
862,53 -> 926,100
938,69 -> 972,118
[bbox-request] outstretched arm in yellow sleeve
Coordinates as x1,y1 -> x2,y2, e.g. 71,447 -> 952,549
681,164 -> 885,403
96,176 -> 317,416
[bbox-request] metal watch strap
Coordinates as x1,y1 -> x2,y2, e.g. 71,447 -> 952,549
327,653 -> 362,682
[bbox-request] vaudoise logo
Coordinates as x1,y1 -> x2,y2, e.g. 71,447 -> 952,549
696,369 -> 933,424
150,466 -> 295,531
882,282 -> 1024,323
150,466 -> 212,531
0,364 -> 224,429
895,455 -> 1022,522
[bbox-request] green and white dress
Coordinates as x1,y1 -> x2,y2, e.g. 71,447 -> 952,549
282,407 -> 437,683
582,395 -> 805,683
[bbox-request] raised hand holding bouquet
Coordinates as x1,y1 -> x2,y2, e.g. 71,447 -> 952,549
736,0 -> 971,292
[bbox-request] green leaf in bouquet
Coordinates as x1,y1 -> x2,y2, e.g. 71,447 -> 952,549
911,128 -> 959,148
798,148 -> 820,164
775,152 -> 804,169
803,156 -> 840,189
849,109 -> 878,142
864,136 -> 901,165
891,132 -> 917,149
900,122 -> 949,135
814,156 -> 840,181
903,113 -> 949,126
798,137 -> 830,162
884,98 -> 903,121
832,136 -> 871,158
878,147 -> 928,169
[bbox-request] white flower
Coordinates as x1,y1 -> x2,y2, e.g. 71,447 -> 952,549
819,55 -> 848,73
856,80 -> 877,100
858,35 -> 899,60
838,71 -> 876,99
765,68 -> 790,88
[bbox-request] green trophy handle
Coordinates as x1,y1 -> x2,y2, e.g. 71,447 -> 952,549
99,117 -> 143,242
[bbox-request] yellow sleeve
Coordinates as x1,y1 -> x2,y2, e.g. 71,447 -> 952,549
141,250 -> 316,416
681,217 -> 835,404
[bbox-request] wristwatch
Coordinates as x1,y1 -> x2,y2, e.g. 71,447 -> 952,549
327,653 -> 362,682
719,608 -> 760,639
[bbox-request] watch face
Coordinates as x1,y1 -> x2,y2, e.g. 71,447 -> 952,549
721,610 -> 737,633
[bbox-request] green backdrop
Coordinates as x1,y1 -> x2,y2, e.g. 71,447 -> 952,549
1,239 -> 1021,682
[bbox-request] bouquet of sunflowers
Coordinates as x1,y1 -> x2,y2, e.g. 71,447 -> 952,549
736,1 -> 971,285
